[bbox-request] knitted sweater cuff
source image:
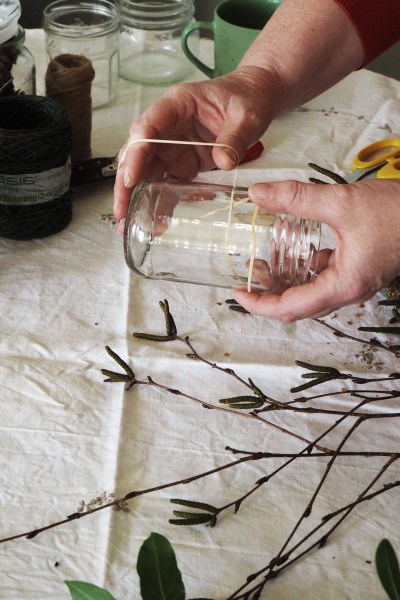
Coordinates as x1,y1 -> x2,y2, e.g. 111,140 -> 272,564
335,0 -> 400,66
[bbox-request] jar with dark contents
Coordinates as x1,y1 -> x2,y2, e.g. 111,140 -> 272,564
42,0 -> 120,108
0,0 -> 36,95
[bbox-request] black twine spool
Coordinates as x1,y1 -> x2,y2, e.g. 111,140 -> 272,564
0,95 -> 73,240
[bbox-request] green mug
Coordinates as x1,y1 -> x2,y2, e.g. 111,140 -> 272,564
181,0 -> 281,78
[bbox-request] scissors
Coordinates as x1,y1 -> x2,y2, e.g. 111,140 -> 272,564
353,138 -> 400,179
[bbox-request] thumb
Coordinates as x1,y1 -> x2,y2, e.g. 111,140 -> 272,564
248,180 -> 346,227
212,123 -> 264,170
212,140 -> 241,171
212,135 -> 263,170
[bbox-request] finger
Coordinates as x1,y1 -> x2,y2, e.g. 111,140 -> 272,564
114,151 -> 165,220
118,91 -> 197,185
213,108 -> 267,170
233,269 -> 349,321
163,145 -> 201,180
247,180 -> 348,228
213,130 -> 262,171
210,140 -> 265,171
118,126 -> 164,188
314,248 -> 333,273
114,173 -> 132,221
118,218 -> 125,236
114,193 -> 130,223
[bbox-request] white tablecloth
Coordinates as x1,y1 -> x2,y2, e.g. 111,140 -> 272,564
0,30 -> 399,599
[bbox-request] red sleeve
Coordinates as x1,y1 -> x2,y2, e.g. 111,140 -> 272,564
334,0 -> 400,66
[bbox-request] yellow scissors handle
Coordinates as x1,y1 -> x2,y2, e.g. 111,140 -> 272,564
377,156 -> 400,178
353,138 -> 400,179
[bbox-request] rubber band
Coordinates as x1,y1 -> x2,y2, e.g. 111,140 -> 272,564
120,138 -> 257,292
248,205 -> 260,292
119,138 -> 239,164
200,197 -> 249,218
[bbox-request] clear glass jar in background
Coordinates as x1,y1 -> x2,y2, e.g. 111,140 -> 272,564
42,0 -> 120,108
118,0 -> 199,85
0,0 -> 36,95
124,179 -> 322,293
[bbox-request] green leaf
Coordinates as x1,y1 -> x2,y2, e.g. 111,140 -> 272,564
101,369 -> 132,382
219,395 -> 256,403
65,581 -> 117,600
159,299 -> 177,337
137,532 -> 185,600
290,375 -> 334,393
228,402 -> 264,409
134,333 -> 175,342
169,514 -> 213,526
295,360 -> 340,374
376,539 -> 400,600
219,396 -> 264,409
170,499 -> 218,513
248,379 -> 266,400
359,326 -> 400,334
105,346 -> 135,378
172,510 -> 212,520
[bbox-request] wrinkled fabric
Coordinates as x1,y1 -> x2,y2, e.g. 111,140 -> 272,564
0,30 -> 399,599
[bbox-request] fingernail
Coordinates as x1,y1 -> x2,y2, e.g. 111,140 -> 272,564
248,183 -> 264,200
118,218 -> 125,236
124,171 -> 131,188
224,147 -> 239,167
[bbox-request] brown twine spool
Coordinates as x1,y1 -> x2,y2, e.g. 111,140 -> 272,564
45,53 -> 95,168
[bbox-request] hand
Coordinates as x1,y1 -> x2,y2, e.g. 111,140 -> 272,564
114,66 -> 283,227
234,179 -> 400,321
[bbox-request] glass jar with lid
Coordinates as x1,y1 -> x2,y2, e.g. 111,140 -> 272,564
0,0 -> 36,95
118,0 -> 199,85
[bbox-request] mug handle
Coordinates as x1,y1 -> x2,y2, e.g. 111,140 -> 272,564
181,21 -> 215,78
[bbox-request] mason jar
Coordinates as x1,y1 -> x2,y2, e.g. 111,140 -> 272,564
118,0 -> 198,85
0,0 -> 36,95
124,179 -> 322,293
42,0 -> 120,108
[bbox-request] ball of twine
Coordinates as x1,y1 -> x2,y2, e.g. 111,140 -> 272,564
45,53 -> 95,168
0,95 -> 73,240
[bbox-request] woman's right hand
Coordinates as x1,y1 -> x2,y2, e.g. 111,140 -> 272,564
113,65 -> 283,226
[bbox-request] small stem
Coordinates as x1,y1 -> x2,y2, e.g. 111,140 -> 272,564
228,455 -> 398,599
308,162 -> 348,184
0,454 -> 261,545
314,318 -> 400,356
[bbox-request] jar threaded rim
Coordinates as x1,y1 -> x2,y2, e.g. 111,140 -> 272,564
119,0 -> 194,30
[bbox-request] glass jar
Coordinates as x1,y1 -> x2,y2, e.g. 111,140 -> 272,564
0,0 -> 36,95
124,179 -> 321,293
118,0 -> 198,85
42,0 -> 120,108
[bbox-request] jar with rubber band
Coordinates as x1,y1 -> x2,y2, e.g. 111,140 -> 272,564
124,178 -> 321,293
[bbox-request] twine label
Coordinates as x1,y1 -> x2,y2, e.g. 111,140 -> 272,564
0,159 -> 71,205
